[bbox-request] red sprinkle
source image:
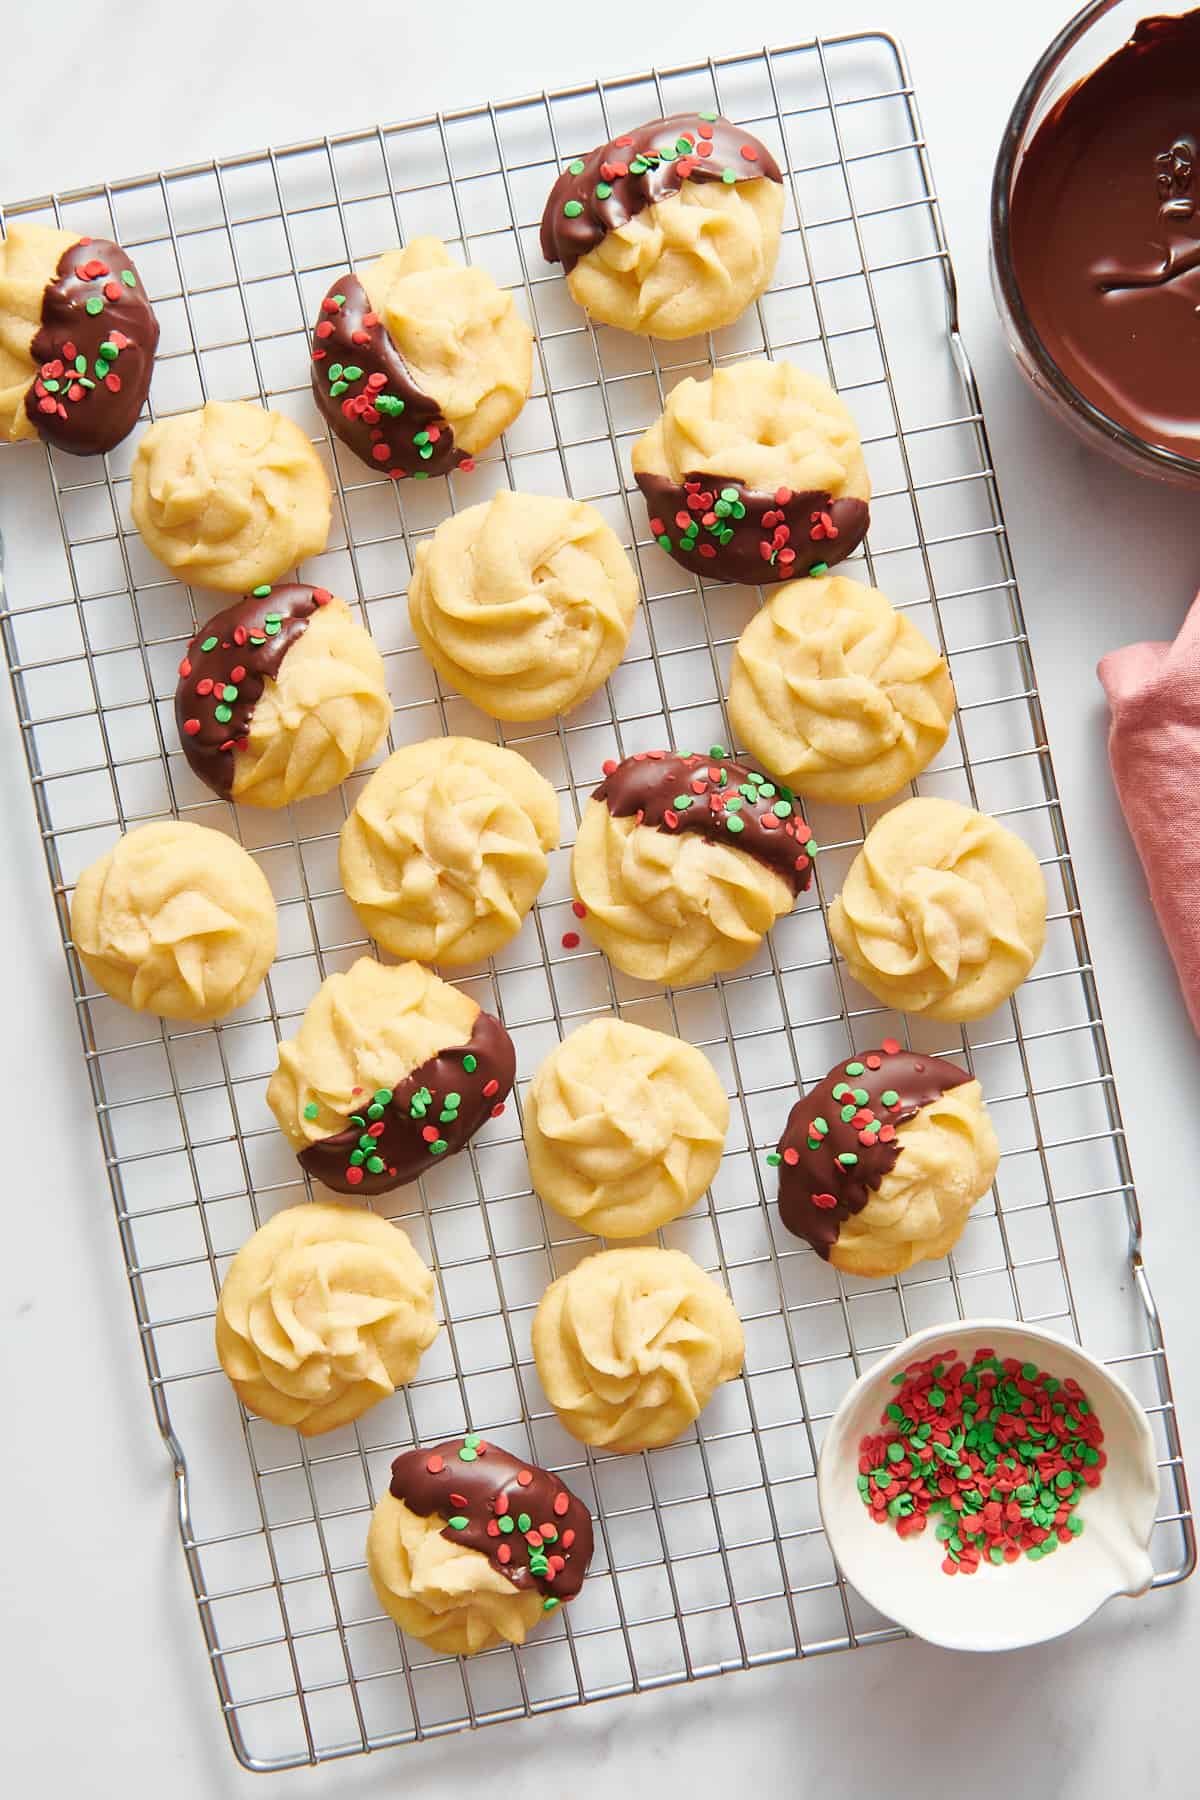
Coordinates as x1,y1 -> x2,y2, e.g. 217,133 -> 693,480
426,1455 -> 444,1474
881,1038 -> 900,1054
553,1492 -> 570,1516
740,144 -> 760,161
491,1103 -> 506,1118
182,719 -> 201,737
517,1470 -> 533,1487
421,1125 -> 439,1143
561,931 -> 581,950
345,1166 -> 363,1186
811,1192 -> 838,1210
571,900 -> 587,919
482,1079 -> 499,1098
497,1543 -> 511,1564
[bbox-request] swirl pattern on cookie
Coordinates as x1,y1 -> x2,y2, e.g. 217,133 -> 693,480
540,112 -> 782,272
0,223 -> 158,455
311,272 -> 466,480
387,1435 -> 593,1604
775,1041 -> 971,1256
594,747 -> 818,895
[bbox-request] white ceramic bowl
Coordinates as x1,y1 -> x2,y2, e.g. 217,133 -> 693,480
817,1319 -> 1159,1652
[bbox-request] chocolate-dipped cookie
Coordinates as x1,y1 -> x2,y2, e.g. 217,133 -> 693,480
631,358 -> 870,584
174,583 -> 389,808
541,112 -> 784,339
367,1434 -> 594,1654
0,221 -> 158,455
267,957 -> 515,1197
772,1040 -> 999,1278
310,237 -> 531,480
572,745 -> 816,985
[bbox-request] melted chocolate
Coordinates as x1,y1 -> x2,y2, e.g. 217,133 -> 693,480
776,1043 -> 970,1257
174,584 -> 328,798
299,1009 -> 515,1197
1007,10 -> 1200,457
540,112 -> 782,273
636,470 -> 868,585
594,747 -> 817,895
389,1434 -> 594,1603
310,272 -> 470,479
25,237 -> 158,456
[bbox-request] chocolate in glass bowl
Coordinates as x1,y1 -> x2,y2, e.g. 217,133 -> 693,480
992,1 -> 1200,484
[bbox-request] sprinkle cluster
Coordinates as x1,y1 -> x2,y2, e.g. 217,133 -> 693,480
648,481 -> 837,570
312,287 -> 473,480
559,110 -> 741,219
178,585 -> 329,751
602,744 -> 818,874
31,242 -> 138,426
857,1346 -> 1106,1575
767,1039 -> 902,1182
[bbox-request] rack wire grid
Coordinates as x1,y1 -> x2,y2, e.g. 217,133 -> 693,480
0,26 -> 1194,1775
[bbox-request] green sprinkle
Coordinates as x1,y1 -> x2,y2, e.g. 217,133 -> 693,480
810,561 -> 829,577
832,1083 -> 849,1100
430,1139 -> 447,1155
329,363 -> 344,380
462,1056 -> 477,1074
700,108 -> 719,122
676,136 -> 693,155
252,584 -> 272,597
563,199 -> 585,218
121,269 -> 137,288
840,1105 -> 856,1123
447,1516 -> 469,1531
439,1108 -> 457,1124
464,1432 -> 481,1448
359,1134 -> 375,1151
772,800 -> 792,819
42,379 -> 60,393
222,684 -> 238,702
881,1090 -> 900,1107
886,1442 -> 904,1464
595,181 -> 613,200
726,815 -> 744,834
709,744 -> 728,758
374,1088 -> 394,1105
517,1512 -> 532,1533
458,1447 -> 477,1462
722,168 -> 737,184
445,1093 -> 461,1108
853,1087 -> 869,1106
333,293 -> 346,307
657,533 -> 673,551
214,704 -> 232,723
717,486 -> 739,502
350,1150 -> 365,1166
567,159 -> 586,175
725,796 -> 743,812
303,1102 -> 319,1121
85,296 -> 104,315
366,1156 -> 385,1174
350,1116 -> 365,1128
200,635 -> 219,652
329,380 -> 349,396
837,1152 -> 858,1167
805,839 -> 819,856
73,354 -> 87,374
498,1516 -> 515,1534
543,1597 -> 560,1612
673,793 -> 693,809
374,394 -> 405,416
264,620 -> 281,636
367,1103 -> 385,1120
845,1061 -> 865,1076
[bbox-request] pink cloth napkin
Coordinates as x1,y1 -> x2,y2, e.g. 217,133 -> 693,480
1098,592 -> 1200,1032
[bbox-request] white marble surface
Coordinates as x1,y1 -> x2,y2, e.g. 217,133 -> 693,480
0,1 -> 1196,1793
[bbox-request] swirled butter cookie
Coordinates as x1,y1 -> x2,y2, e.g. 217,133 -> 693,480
773,1040 -> 999,1277
828,797 -> 1048,1021
311,238 -> 532,479
408,490 -> 638,720
524,1017 -> 728,1237
0,221 -> 158,454
729,575 -> 955,803
175,585 -> 389,806
339,738 -> 559,965
367,1434 -> 594,1654
532,1246 -> 744,1452
70,820 -> 276,1021
631,359 -> 870,583
215,1201 -> 438,1435
540,113 -> 784,339
267,957 -> 515,1196
571,746 -> 816,986
131,400 -> 332,592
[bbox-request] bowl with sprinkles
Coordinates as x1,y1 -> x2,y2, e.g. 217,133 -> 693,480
817,1320 -> 1159,1651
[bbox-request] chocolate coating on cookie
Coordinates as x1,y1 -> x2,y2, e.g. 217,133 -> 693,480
175,584 -> 330,797
635,471 -> 869,585
310,273 -> 471,480
389,1434 -> 593,1602
594,747 -> 817,895
540,112 -> 782,273
26,237 -> 158,456
298,1009 -> 515,1196
776,1042 -> 971,1257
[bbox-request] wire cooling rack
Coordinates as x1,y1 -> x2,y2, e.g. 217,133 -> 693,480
0,27 -> 1193,1775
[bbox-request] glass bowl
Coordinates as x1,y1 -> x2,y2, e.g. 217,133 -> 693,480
991,0 -> 1200,487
